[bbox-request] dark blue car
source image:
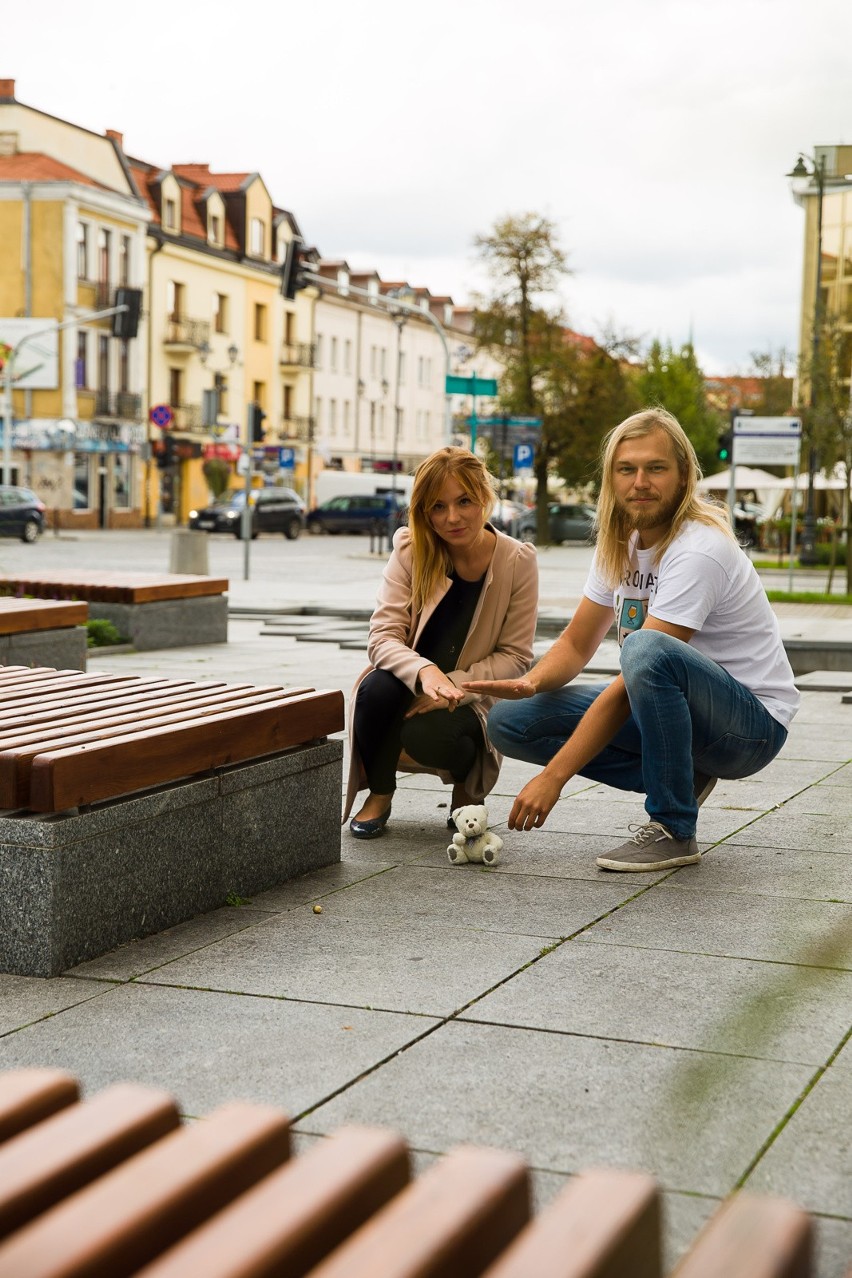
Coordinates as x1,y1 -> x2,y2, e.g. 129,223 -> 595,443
0,485 -> 46,542
307,493 -> 408,535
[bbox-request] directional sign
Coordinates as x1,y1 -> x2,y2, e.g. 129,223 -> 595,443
733,416 -> 802,465
445,375 -> 498,396
468,415 -> 542,429
149,403 -> 173,429
514,443 -> 535,472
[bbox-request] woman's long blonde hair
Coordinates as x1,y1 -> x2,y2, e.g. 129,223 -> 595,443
594,407 -> 735,587
407,447 -> 495,614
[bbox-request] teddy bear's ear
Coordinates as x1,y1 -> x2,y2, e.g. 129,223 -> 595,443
451,807 -> 462,821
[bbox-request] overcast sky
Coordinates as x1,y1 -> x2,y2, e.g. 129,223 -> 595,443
6,0 -> 852,375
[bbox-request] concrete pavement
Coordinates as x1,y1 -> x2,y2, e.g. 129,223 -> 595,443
0,529 -> 850,1273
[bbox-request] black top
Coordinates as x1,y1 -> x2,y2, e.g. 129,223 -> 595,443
416,571 -> 485,673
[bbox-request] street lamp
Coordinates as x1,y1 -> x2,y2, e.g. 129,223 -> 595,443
788,151 -> 827,565
386,290 -> 413,500
366,378 -> 389,471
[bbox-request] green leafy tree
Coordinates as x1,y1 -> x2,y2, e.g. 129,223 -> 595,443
799,311 -> 852,591
202,457 -> 232,499
638,340 -> 723,473
748,347 -> 794,416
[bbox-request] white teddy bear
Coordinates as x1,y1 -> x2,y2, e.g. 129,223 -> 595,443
447,804 -> 503,867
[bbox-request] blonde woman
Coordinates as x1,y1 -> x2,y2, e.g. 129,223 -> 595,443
344,447 -> 538,838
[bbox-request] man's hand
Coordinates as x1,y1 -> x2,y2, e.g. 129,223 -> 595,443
462,678 -> 536,700
508,772 -> 564,830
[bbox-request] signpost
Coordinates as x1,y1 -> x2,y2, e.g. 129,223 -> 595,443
729,417 -> 803,588
445,375 -> 498,450
149,404 -> 174,429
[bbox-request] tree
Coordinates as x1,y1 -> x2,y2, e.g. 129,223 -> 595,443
202,457 -> 232,499
637,340 -> 723,474
472,213 -> 570,541
748,347 -> 794,416
800,311 -> 852,591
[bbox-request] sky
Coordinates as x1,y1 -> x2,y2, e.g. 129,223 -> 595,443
5,0 -> 852,375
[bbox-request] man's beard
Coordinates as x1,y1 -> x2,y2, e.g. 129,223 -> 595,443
619,491 -> 682,532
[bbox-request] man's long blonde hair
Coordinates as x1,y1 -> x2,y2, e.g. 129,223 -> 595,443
594,407 -> 734,587
407,447 -> 495,614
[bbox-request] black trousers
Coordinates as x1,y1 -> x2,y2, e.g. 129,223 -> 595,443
354,668 -> 484,795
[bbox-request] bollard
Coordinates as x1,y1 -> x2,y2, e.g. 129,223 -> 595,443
169,528 -> 209,575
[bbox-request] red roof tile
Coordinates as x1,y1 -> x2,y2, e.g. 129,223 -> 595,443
0,152 -> 111,189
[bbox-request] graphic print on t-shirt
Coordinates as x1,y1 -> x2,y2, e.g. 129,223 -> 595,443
617,596 -> 646,645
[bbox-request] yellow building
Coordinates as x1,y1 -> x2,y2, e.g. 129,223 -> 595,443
0,79 -> 149,527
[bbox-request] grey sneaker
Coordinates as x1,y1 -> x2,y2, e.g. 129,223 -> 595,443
596,821 -> 701,872
694,773 -> 718,806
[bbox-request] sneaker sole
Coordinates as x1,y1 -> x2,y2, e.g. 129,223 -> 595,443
596,851 -> 702,872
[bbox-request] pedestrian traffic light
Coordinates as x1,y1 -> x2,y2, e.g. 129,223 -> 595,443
248,402 -> 267,443
717,428 -> 733,463
280,238 -> 312,299
112,288 -> 142,339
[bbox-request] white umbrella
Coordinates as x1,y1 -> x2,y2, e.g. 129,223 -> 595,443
697,466 -> 787,491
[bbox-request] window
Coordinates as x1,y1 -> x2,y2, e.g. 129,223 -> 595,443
164,197 -> 177,231
329,399 -> 337,432
380,347 -> 387,378
370,345 -> 377,377
254,303 -> 267,342
343,400 -> 350,434
284,312 -> 295,344
166,280 -> 184,321
213,293 -> 228,334
76,223 -> 89,280
74,456 -> 90,509
315,335 -> 323,368
76,332 -> 88,388
379,405 -> 386,438
118,340 -> 129,393
209,212 -> 222,245
119,235 -> 130,286
344,340 -> 351,373
98,334 -> 109,390
417,356 -> 423,387
112,454 -> 130,509
169,367 -> 182,407
330,337 -> 338,371
249,217 -> 265,256
97,227 -> 111,283
283,384 -> 293,418
315,396 -> 322,424
252,381 -> 265,409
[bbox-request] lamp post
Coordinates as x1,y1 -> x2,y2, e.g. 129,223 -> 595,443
386,292 -> 412,501
788,151 -> 827,566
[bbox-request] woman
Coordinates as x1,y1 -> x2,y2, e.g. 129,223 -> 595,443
344,446 -> 539,838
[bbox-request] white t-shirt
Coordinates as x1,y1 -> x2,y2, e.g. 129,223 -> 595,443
583,521 -> 800,727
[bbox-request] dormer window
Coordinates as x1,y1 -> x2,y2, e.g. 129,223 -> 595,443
368,279 -> 379,304
249,218 -> 265,256
163,197 -> 177,231
209,213 -> 222,246
337,268 -> 349,297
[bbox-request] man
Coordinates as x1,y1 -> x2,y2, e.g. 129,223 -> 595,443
463,408 -> 799,872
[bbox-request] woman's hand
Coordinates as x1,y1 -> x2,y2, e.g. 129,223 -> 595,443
508,773 -> 564,830
416,664 -> 465,710
462,678 -> 536,700
405,692 -> 450,718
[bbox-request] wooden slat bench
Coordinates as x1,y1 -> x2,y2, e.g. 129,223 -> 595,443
0,667 -> 344,976
0,600 -> 88,671
0,1068 -> 820,1278
0,571 -> 228,650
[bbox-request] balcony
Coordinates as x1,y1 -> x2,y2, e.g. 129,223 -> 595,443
171,403 -> 203,432
280,342 -> 316,369
278,416 -> 315,442
163,316 -> 210,352
94,390 -> 143,421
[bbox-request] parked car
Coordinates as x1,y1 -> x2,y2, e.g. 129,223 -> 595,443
489,499 -> 528,536
0,485 -> 46,542
307,493 -> 408,535
188,487 -> 306,539
516,502 -> 597,545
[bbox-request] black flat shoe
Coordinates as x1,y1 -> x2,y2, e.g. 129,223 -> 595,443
349,806 -> 392,840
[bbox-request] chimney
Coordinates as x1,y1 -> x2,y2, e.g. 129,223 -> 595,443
105,129 -> 124,147
0,79 -> 16,101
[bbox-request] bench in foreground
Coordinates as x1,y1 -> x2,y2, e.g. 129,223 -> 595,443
0,666 -> 344,976
0,1067 -> 819,1278
0,571 -> 228,650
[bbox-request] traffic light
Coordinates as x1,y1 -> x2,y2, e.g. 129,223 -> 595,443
280,238 -> 312,299
112,287 -> 142,339
156,433 -> 175,469
717,428 -> 733,463
248,402 -> 267,443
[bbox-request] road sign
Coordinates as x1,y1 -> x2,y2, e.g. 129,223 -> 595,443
468,415 -> 542,429
732,416 -> 802,465
149,403 -> 173,429
514,443 -> 535,472
445,375 -> 498,396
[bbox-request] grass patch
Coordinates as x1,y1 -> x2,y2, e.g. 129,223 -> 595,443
86,618 -> 128,647
765,591 -> 852,605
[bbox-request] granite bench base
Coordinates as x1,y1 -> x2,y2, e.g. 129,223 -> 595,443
0,626 -> 87,671
89,595 -> 227,651
0,739 -> 342,977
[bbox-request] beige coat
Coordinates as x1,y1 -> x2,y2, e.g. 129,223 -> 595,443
343,525 -> 539,820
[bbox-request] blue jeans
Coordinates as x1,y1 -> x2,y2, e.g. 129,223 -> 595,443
487,629 -> 788,839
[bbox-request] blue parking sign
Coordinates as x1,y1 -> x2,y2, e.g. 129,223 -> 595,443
514,443 -> 534,472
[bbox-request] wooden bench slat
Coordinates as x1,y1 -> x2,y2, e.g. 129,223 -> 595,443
0,688 -> 297,808
303,1145 -> 531,1278
671,1193 -> 813,1278
0,1102 -> 290,1278
480,1168 -> 661,1278
134,1125 -> 410,1278
0,571 -> 228,604
0,1071 -> 79,1145
29,688 -> 345,811
0,1083 -> 179,1241
0,678 -> 198,726
0,673 -> 135,703
0,600 -> 88,634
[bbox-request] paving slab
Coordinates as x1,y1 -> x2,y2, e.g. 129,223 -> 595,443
583,883 -> 852,969
676,845 -> 852,902
137,910 -> 552,1017
722,810 -> 851,852
746,1064 -> 852,1217
0,981 -> 437,1119
301,1019 -> 813,1197
461,937 -> 852,1063
0,972 -> 112,1036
